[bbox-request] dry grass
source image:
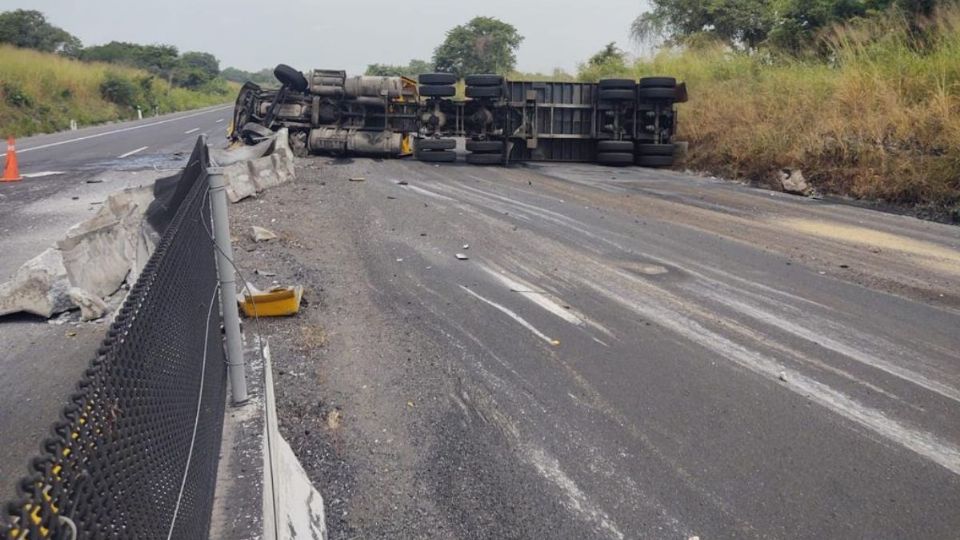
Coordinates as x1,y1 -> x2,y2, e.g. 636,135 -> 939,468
0,44 -> 235,137
580,8 -> 960,218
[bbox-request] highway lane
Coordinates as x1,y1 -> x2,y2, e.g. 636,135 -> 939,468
0,105 -> 232,501
231,157 -> 960,538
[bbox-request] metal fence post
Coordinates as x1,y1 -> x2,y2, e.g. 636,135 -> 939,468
207,165 -> 248,405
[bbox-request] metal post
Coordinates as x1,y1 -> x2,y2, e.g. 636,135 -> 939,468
207,165 -> 248,405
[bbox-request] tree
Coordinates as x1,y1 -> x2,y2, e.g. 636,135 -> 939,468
631,0 -> 776,49
0,9 -> 82,56
587,42 -> 626,67
81,42 -> 180,79
173,51 -> 220,89
365,59 -> 433,77
433,17 -> 523,76
631,0 -> 938,53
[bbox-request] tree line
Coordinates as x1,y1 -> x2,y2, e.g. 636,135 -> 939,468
0,9 -> 223,90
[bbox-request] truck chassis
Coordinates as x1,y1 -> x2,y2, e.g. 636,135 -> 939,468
231,65 -> 687,167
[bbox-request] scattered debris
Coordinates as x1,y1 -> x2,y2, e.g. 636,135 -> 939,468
778,371 -> 787,382
396,180 -> 409,186
396,258 -> 404,263
251,225 -> 277,242
349,176 -> 365,182
85,179 -> 104,184
241,284 -> 304,317
455,253 -> 469,261
255,269 -> 277,277
326,408 -> 342,430
66,330 -> 77,337
462,244 -> 470,250
387,196 -> 397,200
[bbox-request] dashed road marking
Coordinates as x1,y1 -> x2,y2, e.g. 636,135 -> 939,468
184,128 -> 200,134
118,146 -> 148,158
20,171 -> 65,178
216,118 -> 225,123
18,105 -> 231,154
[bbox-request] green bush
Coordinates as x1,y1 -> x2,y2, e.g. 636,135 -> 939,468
99,72 -> 138,108
2,81 -> 32,107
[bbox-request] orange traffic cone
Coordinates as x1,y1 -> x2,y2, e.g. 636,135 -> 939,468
3,136 -> 22,182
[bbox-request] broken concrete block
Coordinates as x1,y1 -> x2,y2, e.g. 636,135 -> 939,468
778,169 -> 811,196
0,248 -> 73,318
223,128 -> 297,203
58,185 -> 155,299
251,226 -> 278,242
68,287 -> 109,321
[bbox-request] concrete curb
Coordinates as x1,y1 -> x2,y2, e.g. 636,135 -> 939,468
209,339 -> 327,540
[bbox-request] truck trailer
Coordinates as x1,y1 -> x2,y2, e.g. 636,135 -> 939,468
231,64 -> 686,167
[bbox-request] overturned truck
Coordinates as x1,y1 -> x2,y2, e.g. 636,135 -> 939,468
231,64 -> 687,167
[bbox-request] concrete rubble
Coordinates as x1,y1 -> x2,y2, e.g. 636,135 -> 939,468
778,168 -> 812,196
219,128 -> 297,203
251,226 -> 278,242
0,129 -> 296,320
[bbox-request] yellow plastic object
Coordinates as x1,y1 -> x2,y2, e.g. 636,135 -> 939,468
241,285 -> 303,317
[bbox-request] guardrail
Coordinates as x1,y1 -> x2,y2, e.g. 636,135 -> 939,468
2,138 -> 227,539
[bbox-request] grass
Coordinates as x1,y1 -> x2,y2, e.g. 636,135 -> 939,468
579,8 -> 960,220
0,44 -> 237,137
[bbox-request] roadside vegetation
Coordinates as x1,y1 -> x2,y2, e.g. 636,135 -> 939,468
591,2 -> 960,220
0,9 -> 236,137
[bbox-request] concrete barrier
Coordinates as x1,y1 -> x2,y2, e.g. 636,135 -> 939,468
0,131 -> 295,319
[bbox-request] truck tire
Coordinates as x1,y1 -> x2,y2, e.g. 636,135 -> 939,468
464,74 -> 503,86
639,77 -> 676,88
636,155 -> 674,168
274,64 -> 308,92
420,85 -> 456,97
466,86 -> 502,99
417,138 -> 456,151
596,152 -> 634,165
466,153 -> 503,165
419,73 -> 457,85
636,143 -> 676,156
637,87 -> 677,100
465,140 -> 504,153
599,89 -> 635,101
416,149 -> 457,162
596,140 -> 634,153
599,78 -> 635,90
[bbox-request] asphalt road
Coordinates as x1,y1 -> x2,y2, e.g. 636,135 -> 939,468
0,104 -> 233,500
231,157 -> 960,539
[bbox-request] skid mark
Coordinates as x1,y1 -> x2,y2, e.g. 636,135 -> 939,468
522,445 -> 625,540
689,282 -> 960,404
583,278 -> 960,476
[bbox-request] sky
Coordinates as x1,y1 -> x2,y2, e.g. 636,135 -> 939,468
0,0 -> 649,74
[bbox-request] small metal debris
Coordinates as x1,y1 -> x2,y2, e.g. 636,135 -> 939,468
349,176 -> 365,182
455,253 -> 469,261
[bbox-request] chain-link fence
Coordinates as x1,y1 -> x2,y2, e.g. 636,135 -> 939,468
2,138 -> 227,539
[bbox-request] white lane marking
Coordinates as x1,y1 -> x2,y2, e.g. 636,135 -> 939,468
184,128 -> 200,134
18,106 -> 231,154
118,146 -> 148,158
20,171 -> 65,178
216,118 -> 225,123
460,286 -> 558,345
481,265 -> 584,325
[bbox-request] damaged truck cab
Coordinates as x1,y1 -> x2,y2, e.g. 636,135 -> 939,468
231,64 -> 687,167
